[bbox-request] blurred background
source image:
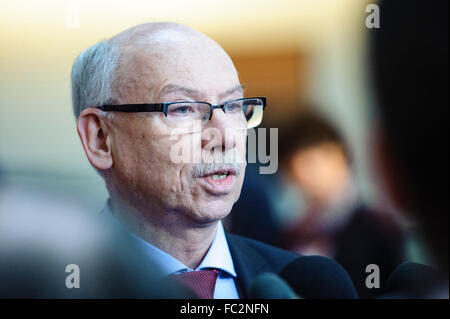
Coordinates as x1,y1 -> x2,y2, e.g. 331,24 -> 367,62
0,0 -> 376,209
0,0 -> 380,221
1,0 -> 443,298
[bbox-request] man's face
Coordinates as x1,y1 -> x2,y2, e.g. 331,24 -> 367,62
107,30 -> 247,224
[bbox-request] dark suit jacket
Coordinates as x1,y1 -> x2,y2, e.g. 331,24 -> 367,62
225,233 -> 299,298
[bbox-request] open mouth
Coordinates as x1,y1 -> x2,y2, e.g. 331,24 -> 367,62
201,168 -> 236,179
210,173 -> 229,180
197,168 -> 237,191
209,171 -> 234,181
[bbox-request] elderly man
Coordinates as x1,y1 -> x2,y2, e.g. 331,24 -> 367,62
72,22 -> 356,299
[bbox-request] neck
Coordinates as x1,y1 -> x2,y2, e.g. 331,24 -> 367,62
108,197 -> 218,269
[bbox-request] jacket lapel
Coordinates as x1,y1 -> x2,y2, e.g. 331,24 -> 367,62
225,232 -> 268,298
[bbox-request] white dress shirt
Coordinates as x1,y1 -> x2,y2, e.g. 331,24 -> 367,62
103,202 -> 240,299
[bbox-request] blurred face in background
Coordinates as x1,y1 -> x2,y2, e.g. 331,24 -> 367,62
289,142 -> 350,206
105,27 -> 247,225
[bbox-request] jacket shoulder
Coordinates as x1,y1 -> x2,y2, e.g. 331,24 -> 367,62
226,232 -> 299,272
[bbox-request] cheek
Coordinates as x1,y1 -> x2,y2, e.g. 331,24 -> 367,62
113,132 -> 146,177
144,135 -> 187,193
112,123 -> 184,198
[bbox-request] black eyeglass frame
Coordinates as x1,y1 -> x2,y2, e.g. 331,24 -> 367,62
96,97 -> 267,119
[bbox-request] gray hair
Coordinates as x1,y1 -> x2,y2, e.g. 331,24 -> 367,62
71,39 -> 119,118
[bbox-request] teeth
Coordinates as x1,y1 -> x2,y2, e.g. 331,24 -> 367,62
211,174 -> 228,180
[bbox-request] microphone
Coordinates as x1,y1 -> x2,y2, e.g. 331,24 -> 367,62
279,256 -> 358,299
384,262 -> 446,298
247,272 -> 299,299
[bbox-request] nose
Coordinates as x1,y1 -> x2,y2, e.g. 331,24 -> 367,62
201,108 -> 237,152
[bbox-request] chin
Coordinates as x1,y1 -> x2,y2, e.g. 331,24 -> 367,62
191,199 -> 234,224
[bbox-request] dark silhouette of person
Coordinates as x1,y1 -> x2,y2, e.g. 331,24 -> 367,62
370,0 -> 448,298
278,111 -> 405,298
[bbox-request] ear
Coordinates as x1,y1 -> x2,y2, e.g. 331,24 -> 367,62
77,108 -> 113,171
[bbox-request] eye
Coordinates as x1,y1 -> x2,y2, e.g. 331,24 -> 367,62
173,106 -> 189,113
168,104 -> 194,116
224,101 -> 242,113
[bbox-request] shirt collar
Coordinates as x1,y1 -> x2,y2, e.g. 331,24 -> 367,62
103,200 -> 236,279
197,219 -> 237,277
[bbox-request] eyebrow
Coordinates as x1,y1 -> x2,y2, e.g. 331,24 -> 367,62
158,84 -> 245,101
219,84 -> 245,99
158,84 -> 200,98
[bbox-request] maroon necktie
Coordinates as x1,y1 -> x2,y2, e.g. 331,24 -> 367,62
173,269 -> 219,299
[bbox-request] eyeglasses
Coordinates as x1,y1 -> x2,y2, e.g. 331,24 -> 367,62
97,97 -> 266,131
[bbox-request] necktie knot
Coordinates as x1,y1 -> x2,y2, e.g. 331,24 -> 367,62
173,269 -> 219,299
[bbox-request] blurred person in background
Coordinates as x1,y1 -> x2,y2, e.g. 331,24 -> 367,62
371,0 -> 448,298
278,111 -> 405,298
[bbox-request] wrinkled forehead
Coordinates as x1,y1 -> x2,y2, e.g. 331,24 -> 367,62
113,27 -> 240,101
